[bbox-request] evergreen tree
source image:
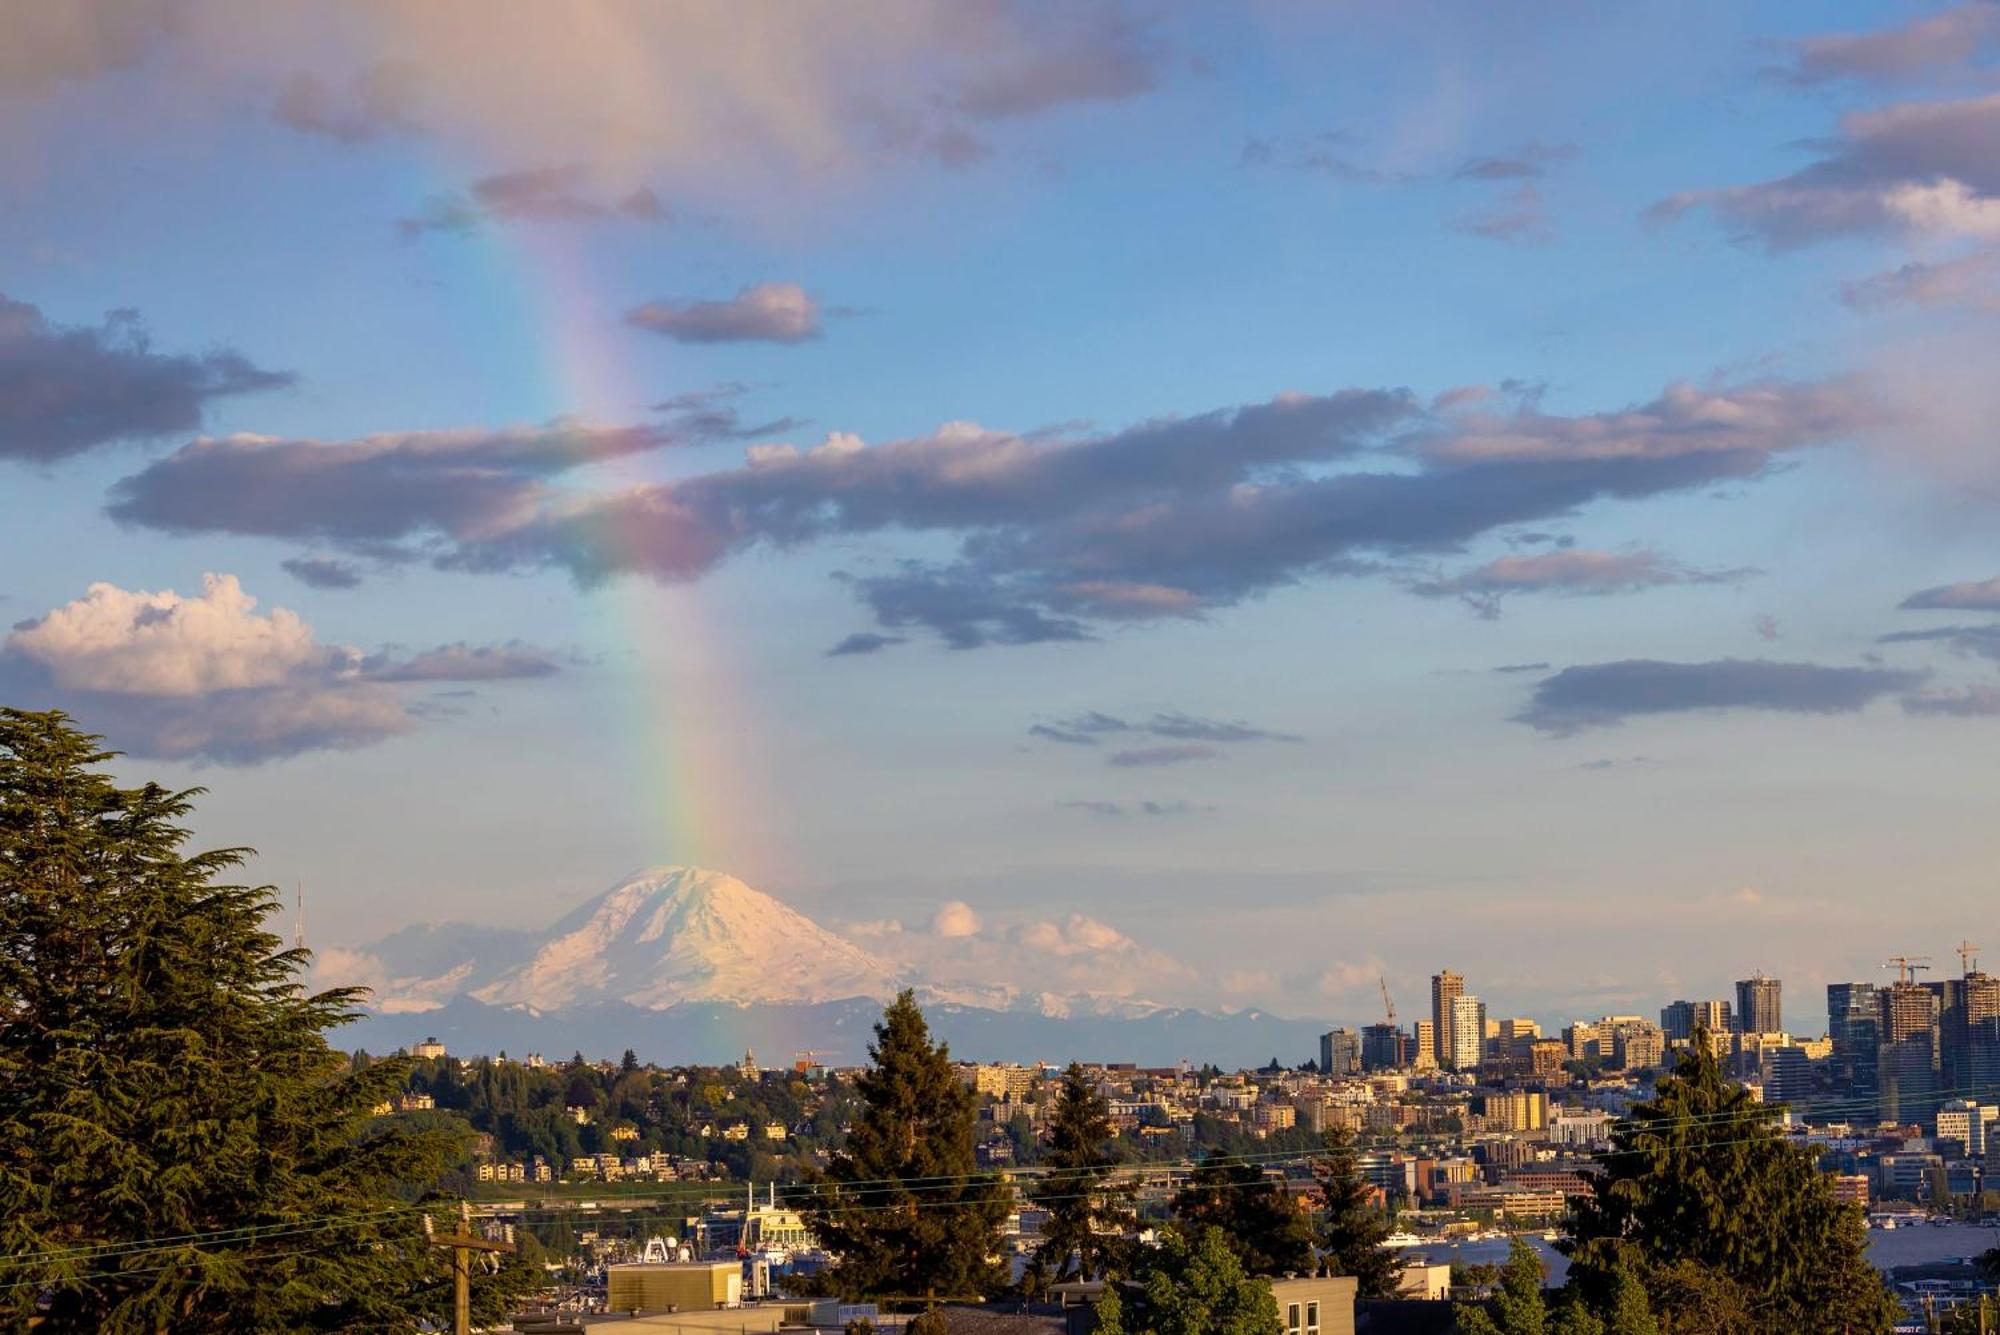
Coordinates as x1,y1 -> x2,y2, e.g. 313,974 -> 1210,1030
1029,1062 -> 1135,1289
1309,1127 -> 1399,1296
1171,1154 -> 1314,1277
1454,1239 -> 1549,1335
1092,1225 -> 1281,1335
1562,1032 -> 1897,1335
0,709 -> 514,1332
799,990 -> 1008,1301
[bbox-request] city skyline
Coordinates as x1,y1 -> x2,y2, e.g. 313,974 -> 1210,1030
8,3 -> 2000,1024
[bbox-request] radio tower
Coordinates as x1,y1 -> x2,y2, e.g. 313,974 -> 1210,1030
294,884 -> 307,953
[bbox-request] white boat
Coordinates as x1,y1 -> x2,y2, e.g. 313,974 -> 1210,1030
1382,1231 -> 1428,1248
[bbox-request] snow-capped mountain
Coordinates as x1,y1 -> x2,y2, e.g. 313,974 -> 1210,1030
470,866 -> 904,1009
321,865 -> 1332,1065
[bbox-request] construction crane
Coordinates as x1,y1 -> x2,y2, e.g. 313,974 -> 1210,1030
792,1049 -> 828,1073
1378,976 -> 1396,1024
1884,955 -> 1934,986
1959,940 -> 1982,975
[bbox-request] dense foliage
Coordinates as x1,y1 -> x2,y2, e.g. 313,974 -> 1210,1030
799,990 -> 1009,1302
0,709 -> 530,1332
1309,1127 -> 1399,1297
1170,1153 -> 1315,1277
1092,1224 -> 1282,1335
1562,1033 -> 1898,1335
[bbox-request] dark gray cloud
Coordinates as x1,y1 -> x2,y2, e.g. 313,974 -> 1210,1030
1517,658 -> 1925,734
399,165 -> 666,238
626,283 -> 824,344
1879,622 -> 2000,661
0,294 -> 291,464
1060,798 -> 1213,817
1653,90 -> 2000,248
1030,710 -> 1299,746
1903,684 -> 2000,716
826,632 -> 905,657
359,641 -> 563,682
1900,576 -> 2000,610
1411,547 -> 1753,618
1491,661 -> 1552,674
1770,5 -> 2000,87
281,556 -> 364,589
109,376 -> 1877,650
1107,743 -> 1216,767
949,5 -> 1164,119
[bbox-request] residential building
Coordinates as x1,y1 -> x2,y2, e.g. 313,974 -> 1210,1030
1319,1028 -> 1362,1076
1448,994 -> 1486,1074
1413,1020 -> 1438,1070
1735,974 -> 1782,1035
1661,999 -> 1732,1041
1879,981 -> 1942,1127
412,1036 -> 447,1060
1360,1021 -> 1404,1071
1760,1045 -> 1811,1106
1432,971 -> 1466,1069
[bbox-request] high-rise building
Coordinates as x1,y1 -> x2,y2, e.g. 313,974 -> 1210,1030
1432,970 -> 1465,1069
1879,981 -> 1941,1127
1760,1045 -> 1811,1107
1449,994 -> 1486,1074
1932,969 -> 2000,1092
1735,974 -> 1782,1035
1413,1019 -> 1438,1070
1828,982 -> 1881,1093
1661,999 -> 1733,1042
1319,1028 -> 1362,1076
1361,1021 -> 1404,1071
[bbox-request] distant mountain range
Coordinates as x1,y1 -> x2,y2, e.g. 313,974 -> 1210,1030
324,866 -> 1328,1066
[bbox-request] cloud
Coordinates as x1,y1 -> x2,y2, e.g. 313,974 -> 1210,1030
1491,661 -> 1552,674
1448,184 -> 1556,244
1516,658 -> 1925,734
1059,798 -> 1213,817
1842,249 -> 2000,313
273,65 -> 421,143
0,6 -> 177,99
930,900 -> 982,938
399,165 -> 666,238
1453,142 -> 1578,181
625,282 -> 825,344
1030,710 -> 1299,746
110,375 -> 1879,649
1411,547 -> 1752,617
1107,743 -> 1216,767
1903,684 -> 2000,716
1654,93 -> 2000,248
0,574 -> 561,763
1879,622 -> 2000,661
1772,5 -> 2000,87
0,294 -> 291,465
1900,575 -> 2000,610
826,632 -> 905,657
1015,913 -> 1138,956
281,556 -> 365,589
1242,131 -> 1405,184
948,4 -> 1163,119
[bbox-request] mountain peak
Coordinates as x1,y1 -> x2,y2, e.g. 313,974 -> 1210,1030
468,866 -> 905,1010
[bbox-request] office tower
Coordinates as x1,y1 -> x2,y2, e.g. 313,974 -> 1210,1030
1361,1021 -> 1403,1071
1449,994 -> 1486,1074
1432,970 -> 1465,1069
1661,999 -> 1732,1042
1760,1046 -> 1811,1107
1878,981 -> 1941,1127
1319,1027 -> 1362,1076
1828,982 -> 1881,1093
1735,973 -> 1782,1035
1935,965 -> 2000,1093
1413,1020 -> 1438,1070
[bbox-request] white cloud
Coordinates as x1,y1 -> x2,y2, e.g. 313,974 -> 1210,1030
930,900 -> 982,937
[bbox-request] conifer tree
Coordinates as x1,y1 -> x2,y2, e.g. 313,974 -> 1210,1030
1171,1154 -> 1314,1277
0,709 -> 516,1332
1029,1062 -> 1134,1288
1309,1126 -> 1399,1296
800,990 -> 1008,1301
1562,1031 -> 1897,1334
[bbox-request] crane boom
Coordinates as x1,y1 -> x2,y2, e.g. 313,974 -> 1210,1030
1378,975 -> 1396,1023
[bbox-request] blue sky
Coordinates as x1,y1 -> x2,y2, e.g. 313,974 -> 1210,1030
6,1 -> 2000,1028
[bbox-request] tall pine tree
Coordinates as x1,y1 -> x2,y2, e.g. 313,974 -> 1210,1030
1028,1062 -> 1135,1289
1562,1032 -> 1897,1334
0,709 -> 504,1332
1309,1127 -> 1399,1296
799,990 -> 1008,1301
1170,1154 -> 1314,1277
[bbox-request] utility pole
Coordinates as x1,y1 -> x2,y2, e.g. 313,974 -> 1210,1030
425,1202 -> 515,1335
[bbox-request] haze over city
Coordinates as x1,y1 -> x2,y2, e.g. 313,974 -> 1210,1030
8,1 -> 2000,1030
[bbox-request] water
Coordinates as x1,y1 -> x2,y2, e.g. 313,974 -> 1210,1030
1402,1222 -> 2000,1280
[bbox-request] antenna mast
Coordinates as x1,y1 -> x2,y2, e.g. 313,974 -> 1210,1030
294,884 -> 307,953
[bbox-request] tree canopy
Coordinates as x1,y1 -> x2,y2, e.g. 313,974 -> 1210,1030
1171,1153 -> 1315,1278
799,989 -> 1008,1302
1310,1126 -> 1399,1297
1093,1224 -> 1281,1335
1027,1061 -> 1135,1291
0,708 -> 518,1332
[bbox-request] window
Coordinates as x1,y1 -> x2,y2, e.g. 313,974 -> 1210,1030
1286,1301 -> 1302,1334
1306,1299 -> 1320,1335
